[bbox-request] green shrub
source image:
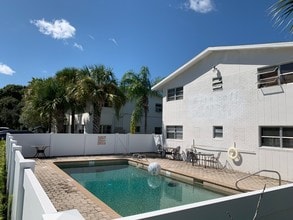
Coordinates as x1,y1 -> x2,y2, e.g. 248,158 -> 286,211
0,141 -> 7,220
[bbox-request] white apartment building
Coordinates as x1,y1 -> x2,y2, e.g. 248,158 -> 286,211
67,96 -> 162,134
152,42 -> 293,181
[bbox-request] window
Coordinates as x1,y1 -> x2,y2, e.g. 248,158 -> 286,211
257,62 -> 293,88
166,126 -> 183,139
260,126 -> 293,148
213,126 -> 223,138
167,87 -> 183,101
155,104 -> 162,112
100,125 -> 112,133
280,62 -> 293,84
257,65 -> 279,88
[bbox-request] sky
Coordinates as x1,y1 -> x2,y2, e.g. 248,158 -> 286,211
0,0 -> 292,88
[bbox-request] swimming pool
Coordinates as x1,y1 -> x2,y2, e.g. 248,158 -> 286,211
57,160 -> 225,217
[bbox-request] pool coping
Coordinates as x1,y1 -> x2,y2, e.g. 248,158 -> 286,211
128,159 -> 241,195
50,157 -> 239,218
34,155 -> 289,219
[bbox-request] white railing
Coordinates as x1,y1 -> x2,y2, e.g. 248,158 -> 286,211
6,135 -> 84,220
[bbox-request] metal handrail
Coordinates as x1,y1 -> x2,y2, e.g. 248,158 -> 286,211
235,169 -> 281,191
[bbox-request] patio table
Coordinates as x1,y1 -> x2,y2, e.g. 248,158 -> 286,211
32,145 -> 50,158
192,152 -> 214,168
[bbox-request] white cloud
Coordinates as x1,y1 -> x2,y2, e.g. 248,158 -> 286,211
185,0 -> 214,13
73,42 -> 83,51
109,38 -> 118,46
30,19 -> 76,40
0,63 -> 15,75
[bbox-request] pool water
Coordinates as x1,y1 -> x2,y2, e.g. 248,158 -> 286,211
59,161 -> 224,217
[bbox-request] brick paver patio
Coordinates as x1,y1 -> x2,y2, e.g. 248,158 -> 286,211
34,155 -> 290,220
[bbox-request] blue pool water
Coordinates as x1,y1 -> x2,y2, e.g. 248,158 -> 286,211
58,161 -> 224,217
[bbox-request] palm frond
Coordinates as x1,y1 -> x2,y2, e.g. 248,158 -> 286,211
270,0 -> 293,32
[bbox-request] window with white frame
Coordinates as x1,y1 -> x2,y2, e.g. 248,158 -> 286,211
166,126 -> 183,139
167,87 -> 183,101
213,126 -> 223,138
260,126 -> 293,148
257,62 -> 293,88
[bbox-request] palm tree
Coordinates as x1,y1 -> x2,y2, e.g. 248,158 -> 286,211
21,77 -> 67,133
20,78 -> 50,130
121,66 -> 161,134
78,65 -> 126,133
56,67 -> 83,133
39,77 -> 68,133
270,0 -> 293,33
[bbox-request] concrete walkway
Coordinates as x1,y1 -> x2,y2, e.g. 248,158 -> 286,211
34,155 -> 290,220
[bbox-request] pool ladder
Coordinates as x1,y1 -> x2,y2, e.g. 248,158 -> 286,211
235,169 -> 281,191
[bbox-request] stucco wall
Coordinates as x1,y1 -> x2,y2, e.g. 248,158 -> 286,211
69,97 -> 162,134
161,46 -> 293,180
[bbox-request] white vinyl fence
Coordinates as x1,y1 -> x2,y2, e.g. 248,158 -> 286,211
6,133 -> 293,220
5,133 -> 157,220
11,133 -> 157,158
5,135 -> 84,220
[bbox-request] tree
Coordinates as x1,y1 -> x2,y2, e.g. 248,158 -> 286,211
78,65 -> 126,133
0,85 -> 25,129
270,0 -> 293,33
38,77 -> 68,133
121,66 -> 161,134
56,67 -> 83,133
20,79 -> 49,130
21,77 -> 67,133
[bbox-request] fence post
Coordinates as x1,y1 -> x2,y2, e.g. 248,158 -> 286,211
114,133 -> 118,154
6,137 -> 12,188
11,151 -> 35,220
126,133 -> 130,154
83,133 -> 86,156
6,135 -> 14,167
7,139 -> 17,174
49,133 -> 52,157
7,140 -> 18,192
8,144 -> 22,196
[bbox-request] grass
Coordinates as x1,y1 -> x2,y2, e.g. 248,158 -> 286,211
0,141 -> 7,220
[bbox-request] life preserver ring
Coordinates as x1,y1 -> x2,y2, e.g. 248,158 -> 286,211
228,147 -> 238,160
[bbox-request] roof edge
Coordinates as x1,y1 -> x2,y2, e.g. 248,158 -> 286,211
152,41 -> 293,91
